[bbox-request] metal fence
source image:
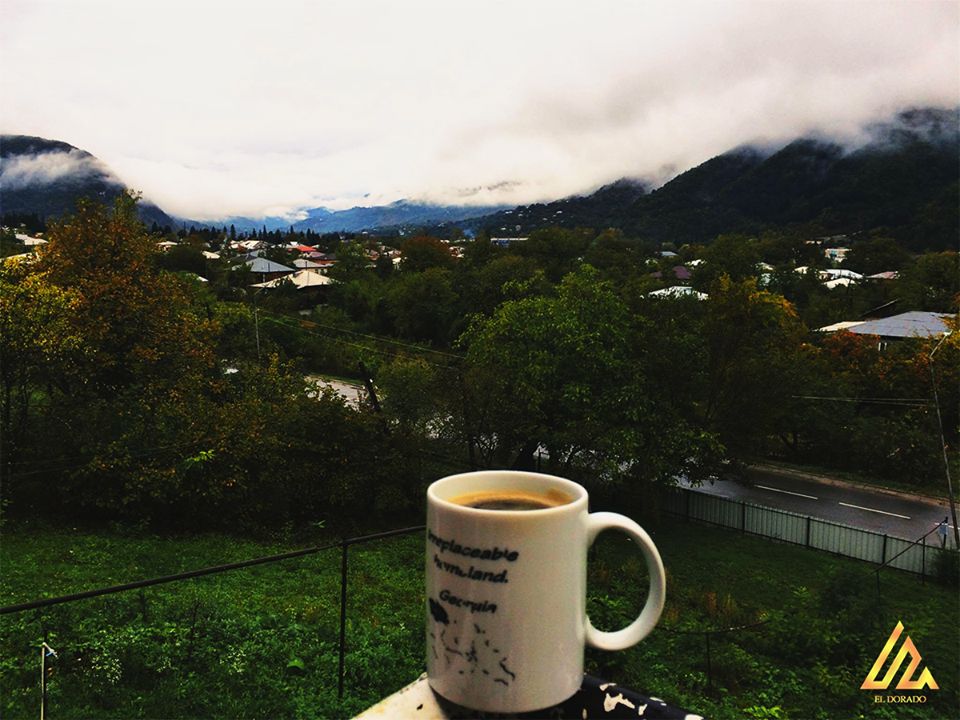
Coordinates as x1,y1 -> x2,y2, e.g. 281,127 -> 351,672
660,486 -> 948,576
1,524 -> 426,713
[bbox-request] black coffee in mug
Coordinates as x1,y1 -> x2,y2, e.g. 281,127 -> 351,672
449,489 -> 573,511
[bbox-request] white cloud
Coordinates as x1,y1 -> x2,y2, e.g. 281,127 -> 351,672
0,150 -> 109,189
2,0 -> 957,219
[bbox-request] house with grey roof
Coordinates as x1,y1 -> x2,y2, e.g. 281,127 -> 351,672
818,311 -> 953,350
244,257 -> 295,283
251,269 -> 334,291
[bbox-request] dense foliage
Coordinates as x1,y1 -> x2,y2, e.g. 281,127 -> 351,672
2,197 -> 958,532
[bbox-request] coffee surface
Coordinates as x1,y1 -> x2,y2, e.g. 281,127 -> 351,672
449,488 -> 573,511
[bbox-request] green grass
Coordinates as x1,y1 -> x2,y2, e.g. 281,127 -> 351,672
1,518 -> 956,719
590,516 -> 958,719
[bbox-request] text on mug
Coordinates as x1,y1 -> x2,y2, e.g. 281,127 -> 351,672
428,530 -> 519,562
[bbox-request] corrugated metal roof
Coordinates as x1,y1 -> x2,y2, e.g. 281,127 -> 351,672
647,285 -> 708,300
246,257 -> 294,273
292,258 -> 323,269
818,321 -> 865,332
251,269 -> 334,289
846,311 -> 952,339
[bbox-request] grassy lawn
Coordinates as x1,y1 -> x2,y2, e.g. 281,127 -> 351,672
1,517 -> 956,719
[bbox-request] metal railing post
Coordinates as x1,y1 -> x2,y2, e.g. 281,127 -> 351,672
39,642 -> 55,720
921,536 -> 926,585
704,632 -> 712,690
338,540 -> 349,701
40,644 -> 47,720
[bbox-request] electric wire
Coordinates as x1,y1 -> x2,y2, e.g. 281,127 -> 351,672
257,307 -> 463,360
791,395 -> 933,407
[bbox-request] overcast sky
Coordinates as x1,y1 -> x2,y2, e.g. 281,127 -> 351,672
2,0 -> 958,221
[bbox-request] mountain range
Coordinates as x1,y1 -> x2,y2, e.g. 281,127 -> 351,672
211,200 -> 509,235
465,107 -> 959,251
0,135 -> 174,228
291,200 -> 509,234
2,106 -> 956,249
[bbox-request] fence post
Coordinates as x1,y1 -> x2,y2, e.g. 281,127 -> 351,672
338,541 -> 349,701
740,501 -> 746,534
881,534 -> 888,565
875,569 -> 883,622
921,536 -> 926,585
40,644 -> 47,720
684,489 -> 691,522
805,516 -> 811,548
704,632 -> 712,690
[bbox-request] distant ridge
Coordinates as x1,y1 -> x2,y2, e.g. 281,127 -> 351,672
192,200 -> 509,235
467,106 -> 959,251
5,106 -> 956,248
0,134 -> 174,228
291,199 -> 509,234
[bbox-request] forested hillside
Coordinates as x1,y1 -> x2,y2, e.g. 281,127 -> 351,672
0,135 -> 174,229
469,107 -> 959,251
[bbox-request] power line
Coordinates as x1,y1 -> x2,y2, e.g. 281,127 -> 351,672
791,395 -> 932,407
257,307 -> 464,360
3,440 -> 211,479
259,314 -> 462,370
6,440 -> 210,468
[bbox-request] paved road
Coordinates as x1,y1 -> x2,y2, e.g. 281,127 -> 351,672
305,375 -> 365,408
680,466 -> 956,545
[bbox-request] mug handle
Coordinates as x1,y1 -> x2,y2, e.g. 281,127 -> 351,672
584,512 -> 666,651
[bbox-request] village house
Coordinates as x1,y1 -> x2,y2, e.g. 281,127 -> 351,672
818,311 -> 952,350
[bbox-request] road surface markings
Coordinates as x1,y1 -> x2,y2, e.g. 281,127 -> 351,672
838,502 -> 910,519
755,485 -> 818,500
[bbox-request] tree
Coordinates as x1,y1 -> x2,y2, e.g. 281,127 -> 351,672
513,227 -> 594,281
0,264 -> 87,476
700,276 -> 807,456
386,268 -> 458,344
691,234 -> 761,289
374,253 -> 394,279
36,194 -> 218,394
842,236 -> 911,275
157,243 -> 208,276
5,195 -> 221,519
895,251 -> 959,312
400,235 -> 454,273
456,254 -> 541,318
458,265 -> 721,483
755,230 -> 819,267
460,236 -> 503,269
328,240 -> 371,282
582,228 -> 648,283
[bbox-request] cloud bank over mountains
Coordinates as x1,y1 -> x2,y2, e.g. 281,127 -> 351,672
0,149 -> 109,190
2,0 -> 957,221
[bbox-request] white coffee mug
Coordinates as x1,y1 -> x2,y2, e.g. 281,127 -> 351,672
425,470 -> 665,713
